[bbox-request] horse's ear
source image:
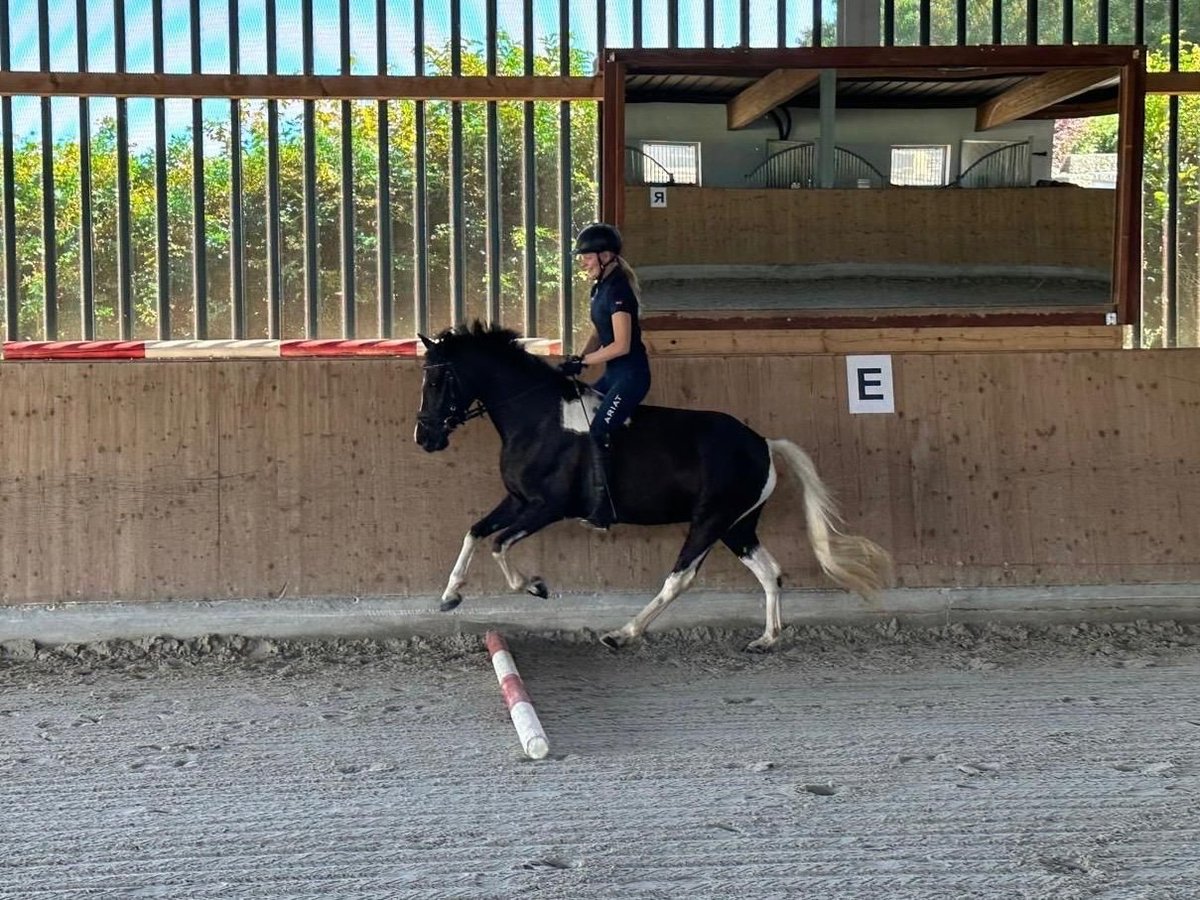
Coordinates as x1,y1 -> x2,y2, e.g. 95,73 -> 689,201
418,333 -> 435,350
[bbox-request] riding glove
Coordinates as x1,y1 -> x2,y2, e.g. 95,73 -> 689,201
558,355 -> 586,376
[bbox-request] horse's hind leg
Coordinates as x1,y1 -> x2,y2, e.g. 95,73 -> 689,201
600,514 -> 729,650
721,511 -> 785,653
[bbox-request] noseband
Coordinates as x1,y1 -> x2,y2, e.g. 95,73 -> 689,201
418,362 -> 487,433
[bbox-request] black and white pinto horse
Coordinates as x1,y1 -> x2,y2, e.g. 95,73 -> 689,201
414,322 -> 893,652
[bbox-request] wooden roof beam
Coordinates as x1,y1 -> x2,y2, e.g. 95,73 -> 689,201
726,68 -> 821,130
1147,72 -> 1200,95
0,72 -> 604,101
975,67 -> 1119,130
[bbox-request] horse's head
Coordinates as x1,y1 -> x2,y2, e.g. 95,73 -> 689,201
414,333 -> 480,452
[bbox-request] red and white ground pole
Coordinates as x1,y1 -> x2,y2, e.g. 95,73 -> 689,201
484,631 -> 550,760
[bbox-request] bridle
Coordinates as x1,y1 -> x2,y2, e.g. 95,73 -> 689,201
418,355 -> 574,437
417,362 -> 487,434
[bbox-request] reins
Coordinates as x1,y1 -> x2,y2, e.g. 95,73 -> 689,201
420,359 -> 573,431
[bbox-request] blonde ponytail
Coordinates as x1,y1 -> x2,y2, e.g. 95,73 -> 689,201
616,256 -> 642,307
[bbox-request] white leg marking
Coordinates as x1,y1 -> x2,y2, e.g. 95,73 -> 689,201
493,532 -> 529,591
740,545 -> 784,650
605,551 -> 708,645
442,533 -> 477,603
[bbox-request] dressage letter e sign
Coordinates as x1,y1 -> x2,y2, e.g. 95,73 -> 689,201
846,355 -> 895,414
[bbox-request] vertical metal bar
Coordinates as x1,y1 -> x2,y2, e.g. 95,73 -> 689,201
704,0 -> 714,48
667,0 -> 678,48
302,0 -> 318,337
449,0 -> 464,325
190,0 -> 206,338
115,0 -> 133,338
523,0 -> 536,335
595,0 -> 605,223
375,0 -> 391,337
265,0 -> 282,338
632,0 -> 642,48
1027,0 -> 1038,45
1115,61 -> 1145,336
1097,0 -> 1108,43
956,0 -> 967,44
485,0 -> 500,326
817,70 -> 835,188
229,0 -> 245,338
1,0 -> 16,340
1062,0 -> 1072,45
777,0 -> 786,48
38,0 -> 56,339
153,0 -> 169,338
597,0 -> 606,57
883,0 -> 894,46
1133,0 -> 1143,46
558,0 -> 572,352
413,0 -> 429,336
813,0 -> 822,47
919,0 -> 930,45
1165,96 -> 1178,347
1165,0 -> 1179,346
340,0 -> 355,336
740,0 -> 749,46
76,0 -> 94,338
992,0 -> 1002,45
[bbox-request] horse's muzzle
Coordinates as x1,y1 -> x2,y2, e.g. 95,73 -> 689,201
414,419 -> 451,452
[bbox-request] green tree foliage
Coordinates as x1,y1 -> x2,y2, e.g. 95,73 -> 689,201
889,0 -> 1198,47
0,35 -> 598,343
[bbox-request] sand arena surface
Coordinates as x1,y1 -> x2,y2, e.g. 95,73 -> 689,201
2,620 -> 1198,898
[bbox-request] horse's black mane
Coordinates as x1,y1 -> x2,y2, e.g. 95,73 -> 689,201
432,320 -> 571,392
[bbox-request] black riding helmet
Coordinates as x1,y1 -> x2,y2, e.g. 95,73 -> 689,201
574,222 -> 622,255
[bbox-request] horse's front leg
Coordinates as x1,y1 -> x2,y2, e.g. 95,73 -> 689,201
440,494 -> 524,611
490,503 -> 567,600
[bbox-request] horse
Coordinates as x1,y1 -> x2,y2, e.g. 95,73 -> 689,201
413,321 -> 893,652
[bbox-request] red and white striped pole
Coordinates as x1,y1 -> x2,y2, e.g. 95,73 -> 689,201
484,631 -> 550,760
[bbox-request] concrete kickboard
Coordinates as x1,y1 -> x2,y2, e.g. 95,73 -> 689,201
3,584 -> 1199,645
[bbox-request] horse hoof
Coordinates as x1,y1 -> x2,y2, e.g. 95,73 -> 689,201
526,577 -> 549,599
600,631 -> 627,651
745,637 -> 777,654
439,593 -> 463,612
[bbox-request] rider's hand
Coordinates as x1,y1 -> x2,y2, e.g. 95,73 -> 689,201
557,355 -> 586,376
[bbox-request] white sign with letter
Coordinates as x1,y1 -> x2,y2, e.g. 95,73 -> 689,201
846,355 -> 895,414
649,187 -> 667,208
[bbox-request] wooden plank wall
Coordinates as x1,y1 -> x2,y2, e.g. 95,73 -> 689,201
622,186 -> 1116,269
0,350 -> 1197,606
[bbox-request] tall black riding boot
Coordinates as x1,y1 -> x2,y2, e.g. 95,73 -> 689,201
584,435 -> 616,529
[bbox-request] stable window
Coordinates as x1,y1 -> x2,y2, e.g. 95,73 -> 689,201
641,141 -> 701,185
890,145 -> 950,186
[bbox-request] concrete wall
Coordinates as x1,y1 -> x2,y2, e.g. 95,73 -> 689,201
625,102 -> 1058,187
1,350 -> 1198,607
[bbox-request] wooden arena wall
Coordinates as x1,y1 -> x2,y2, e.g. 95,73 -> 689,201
621,186 -> 1116,269
0,350 -> 1197,606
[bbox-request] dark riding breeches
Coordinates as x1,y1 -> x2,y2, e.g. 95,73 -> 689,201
590,363 -> 651,443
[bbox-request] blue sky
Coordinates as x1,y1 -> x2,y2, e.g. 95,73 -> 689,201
5,0 -> 823,145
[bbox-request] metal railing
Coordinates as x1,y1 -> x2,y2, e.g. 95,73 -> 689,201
0,0 -> 1192,348
951,141 -> 1033,188
744,143 -> 887,189
624,146 -> 677,185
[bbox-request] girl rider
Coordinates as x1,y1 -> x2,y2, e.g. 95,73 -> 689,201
558,223 -> 652,529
